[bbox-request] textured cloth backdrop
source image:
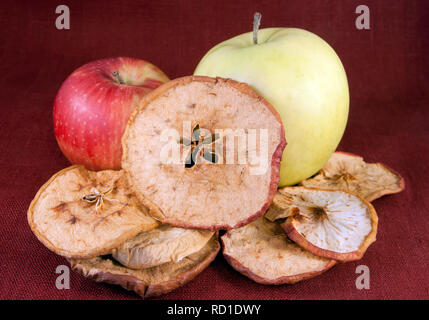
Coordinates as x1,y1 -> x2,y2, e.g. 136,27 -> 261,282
0,0 -> 428,299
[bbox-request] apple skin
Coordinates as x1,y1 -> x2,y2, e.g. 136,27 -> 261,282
54,57 -> 169,170
195,28 -> 349,186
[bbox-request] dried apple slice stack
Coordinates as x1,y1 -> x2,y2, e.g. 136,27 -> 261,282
28,73 -> 405,295
27,165 -> 219,298
222,217 -> 337,284
71,230 -> 219,298
27,75 -> 286,298
222,151 -> 404,284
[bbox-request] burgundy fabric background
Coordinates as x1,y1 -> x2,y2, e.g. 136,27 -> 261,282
0,0 -> 428,300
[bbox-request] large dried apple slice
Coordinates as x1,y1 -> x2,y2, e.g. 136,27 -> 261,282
221,217 -> 336,284
70,233 -> 220,299
27,166 -> 158,259
266,187 -> 378,262
112,225 -> 214,269
301,151 -> 405,201
122,76 -> 286,230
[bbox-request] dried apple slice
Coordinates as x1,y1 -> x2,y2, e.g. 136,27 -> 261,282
266,187 -> 378,262
301,151 -> 405,201
122,76 -> 286,230
112,225 -> 214,269
265,190 -> 300,222
221,217 -> 336,284
27,166 -> 158,259
70,233 -> 220,298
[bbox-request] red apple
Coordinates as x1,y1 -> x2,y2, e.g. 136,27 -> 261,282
53,57 -> 169,170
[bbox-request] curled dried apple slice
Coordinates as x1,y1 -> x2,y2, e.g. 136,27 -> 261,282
122,76 -> 285,230
70,233 -> 220,299
265,191 -> 299,222
266,187 -> 378,262
301,151 -> 405,202
112,225 -> 214,269
27,166 -> 158,259
221,217 -> 336,284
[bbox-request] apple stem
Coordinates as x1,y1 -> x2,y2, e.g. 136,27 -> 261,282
112,71 -> 125,85
253,12 -> 262,44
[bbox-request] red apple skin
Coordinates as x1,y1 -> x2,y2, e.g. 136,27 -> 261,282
53,57 -> 169,170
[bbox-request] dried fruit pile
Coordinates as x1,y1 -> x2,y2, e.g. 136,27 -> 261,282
223,152 -> 404,283
28,76 -> 285,298
28,165 -> 219,298
28,76 -> 404,297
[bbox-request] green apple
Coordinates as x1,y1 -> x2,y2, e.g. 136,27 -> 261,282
194,15 -> 349,186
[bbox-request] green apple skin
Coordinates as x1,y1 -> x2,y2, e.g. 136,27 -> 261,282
194,28 -> 349,186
